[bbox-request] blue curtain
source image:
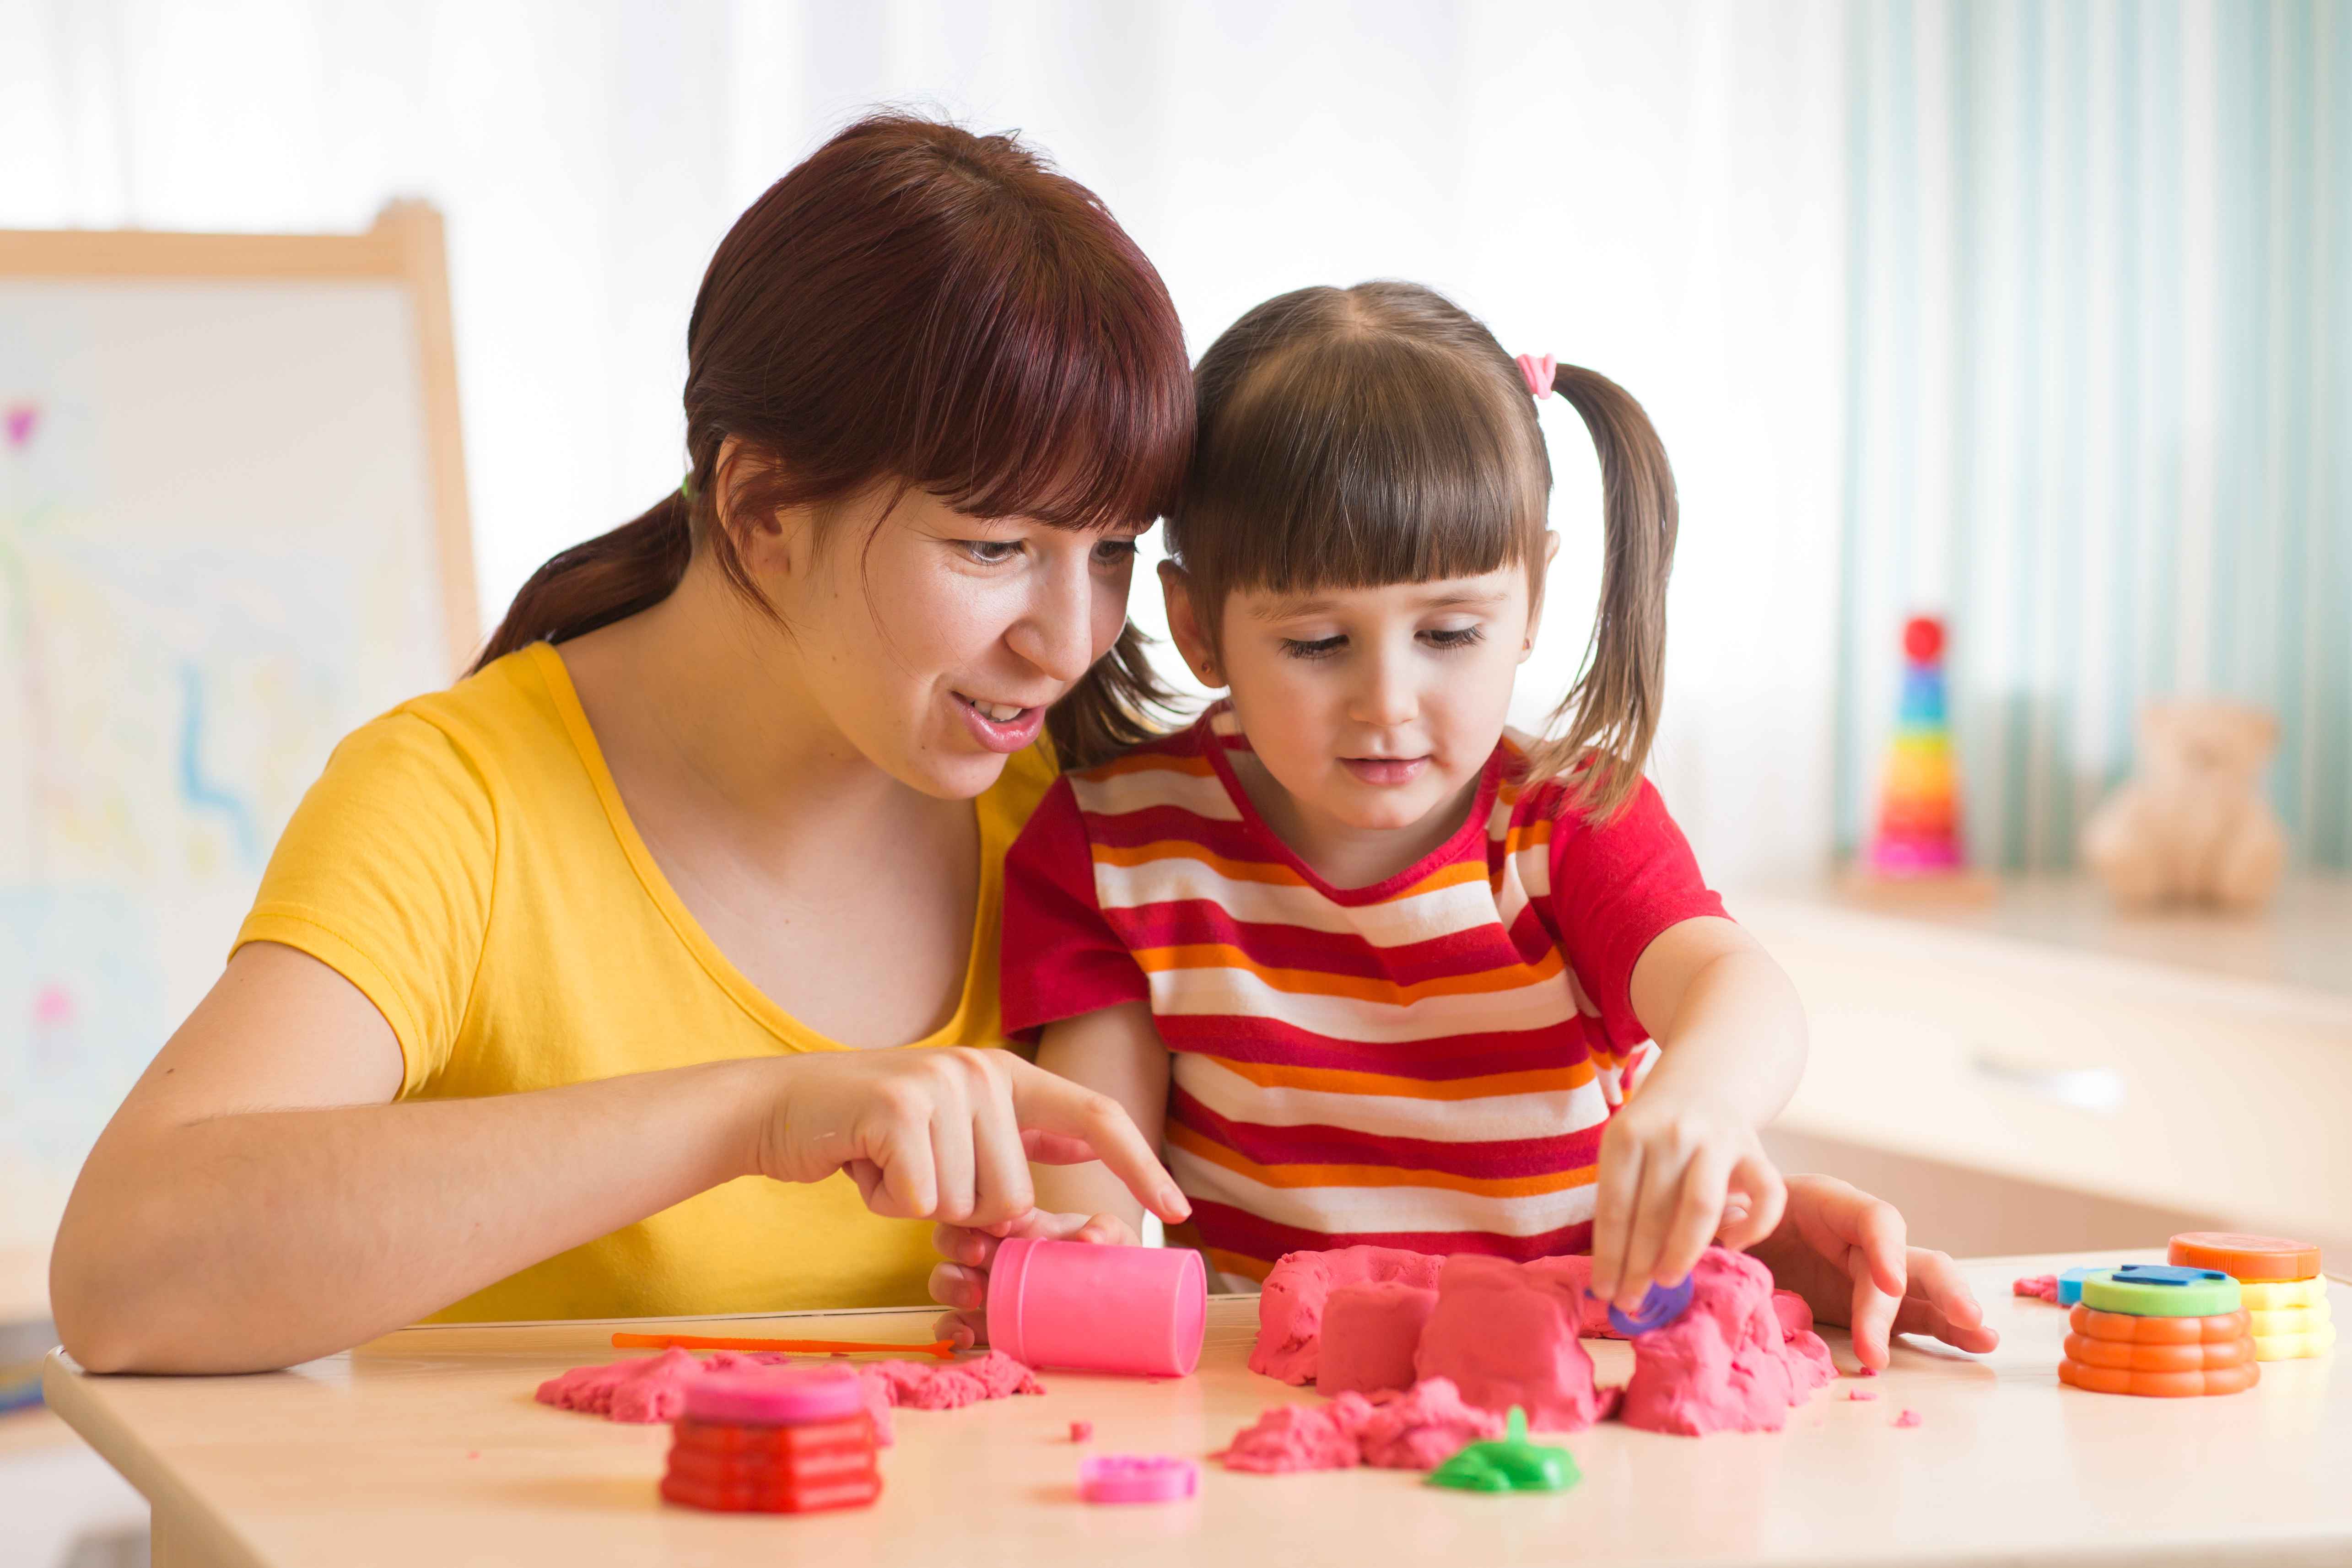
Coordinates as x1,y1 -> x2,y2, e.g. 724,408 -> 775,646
1835,0 -> 2352,871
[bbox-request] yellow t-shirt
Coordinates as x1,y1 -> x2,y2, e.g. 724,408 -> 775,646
232,641 -> 1057,1321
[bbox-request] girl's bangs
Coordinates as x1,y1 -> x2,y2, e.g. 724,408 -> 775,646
1193,334 -> 1539,595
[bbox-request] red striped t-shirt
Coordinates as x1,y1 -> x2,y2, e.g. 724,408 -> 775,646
999,708 -> 1727,1283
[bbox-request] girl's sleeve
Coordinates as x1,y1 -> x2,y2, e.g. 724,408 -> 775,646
1546,777 -> 1728,1052
998,776 -> 1149,1040
232,712 -> 495,1096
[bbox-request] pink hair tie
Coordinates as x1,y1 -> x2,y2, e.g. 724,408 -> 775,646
1516,352 -> 1556,399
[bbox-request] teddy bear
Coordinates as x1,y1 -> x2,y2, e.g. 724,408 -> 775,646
2081,700 -> 2286,911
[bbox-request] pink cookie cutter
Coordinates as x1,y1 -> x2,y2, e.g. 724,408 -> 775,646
681,1366 -> 864,1426
1079,1454 -> 1199,1504
987,1236 -> 1206,1377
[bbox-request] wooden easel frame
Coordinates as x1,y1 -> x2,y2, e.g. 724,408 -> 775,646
0,202 -> 480,673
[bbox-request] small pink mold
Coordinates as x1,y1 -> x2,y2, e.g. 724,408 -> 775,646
1079,1454 -> 1199,1504
1069,1420 -> 1094,1443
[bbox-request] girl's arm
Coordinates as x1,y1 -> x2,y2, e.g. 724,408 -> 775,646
1588,915 -> 1809,1310
1029,1001 -> 1171,1230
927,1000 -> 1171,1345
52,943 -> 1184,1374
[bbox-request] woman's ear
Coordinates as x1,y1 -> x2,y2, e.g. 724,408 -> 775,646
1159,562 -> 1226,689
1519,531 -> 1562,662
714,435 -> 811,581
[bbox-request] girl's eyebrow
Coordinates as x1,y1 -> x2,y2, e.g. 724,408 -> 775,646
1251,587 -> 1510,619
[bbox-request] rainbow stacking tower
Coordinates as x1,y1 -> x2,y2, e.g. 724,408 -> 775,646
1869,615 -> 1965,875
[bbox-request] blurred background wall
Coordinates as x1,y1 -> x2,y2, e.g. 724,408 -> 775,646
2,0 -> 2344,889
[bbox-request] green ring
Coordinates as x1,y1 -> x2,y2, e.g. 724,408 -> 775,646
2080,1269 -> 2242,1318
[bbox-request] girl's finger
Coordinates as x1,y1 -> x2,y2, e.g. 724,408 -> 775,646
929,1223 -> 998,1270
1653,1143 -> 1734,1288
1847,1261 -> 1902,1369
1616,1145 -> 1690,1309
1904,1248 -> 1986,1330
930,1310 -> 981,1352
1589,1137 -> 1644,1301
925,1260 -> 987,1313
1716,1152 -> 1786,1253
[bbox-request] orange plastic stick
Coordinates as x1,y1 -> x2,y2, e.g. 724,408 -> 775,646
611,1331 -> 957,1359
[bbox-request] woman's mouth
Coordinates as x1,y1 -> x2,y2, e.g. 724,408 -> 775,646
953,691 -> 1046,753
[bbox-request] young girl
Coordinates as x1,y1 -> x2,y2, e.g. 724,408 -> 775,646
989,280 -> 1808,1320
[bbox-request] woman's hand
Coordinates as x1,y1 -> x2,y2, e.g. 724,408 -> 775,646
755,1046 -> 1190,1232
1588,1085 -> 1787,1312
928,1210 -> 1138,1349
1748,1173 -> 2000,1368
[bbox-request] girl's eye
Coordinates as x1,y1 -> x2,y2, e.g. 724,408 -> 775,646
1280,635 -> 1348,660
1422,626 -> 1486,650
1092,538 -> 1140,567
958,540 -> 1022,565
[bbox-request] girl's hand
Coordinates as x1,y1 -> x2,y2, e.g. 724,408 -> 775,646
1590,1086 -> 1786,1311
1748,1173 -> 2001,1369
927,1210 -> 1138,1349
755,1048 -> 1190,1232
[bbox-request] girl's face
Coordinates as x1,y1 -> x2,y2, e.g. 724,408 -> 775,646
765,485 -> 1142,799
1166,561 -> 1542,858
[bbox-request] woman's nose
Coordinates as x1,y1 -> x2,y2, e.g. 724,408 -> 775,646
1006,554 -> 1097,684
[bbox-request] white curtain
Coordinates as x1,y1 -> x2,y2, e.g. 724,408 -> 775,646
0,0 -> 1851,886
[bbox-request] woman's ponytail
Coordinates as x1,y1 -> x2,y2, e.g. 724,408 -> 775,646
1525,363 -> 1679,819
469,489 -> 695,674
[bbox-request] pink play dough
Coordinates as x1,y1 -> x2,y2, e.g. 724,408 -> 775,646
2012,1274 -> 2060,1302
535,1347 -> 1042,1440
1849,1388 -> 1878,1402
1895,1408 -> 1922,1427
1251,1245 -> 1445,1385
1616,1249 -> 1835,1436
1219,1377 -> 1502,1474
1413,1254 -> 1617,1432
1316,1281 -> 1439,1396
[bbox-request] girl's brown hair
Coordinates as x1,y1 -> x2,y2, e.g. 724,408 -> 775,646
474,113 -> 1192,768
1165,281 -> 1678,817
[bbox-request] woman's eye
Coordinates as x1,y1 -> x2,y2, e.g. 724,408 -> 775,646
1091,538 -> 1140,567
1281,635 -> 1347,660
1423,626 -> 1486,650
958,540 -> 1022,565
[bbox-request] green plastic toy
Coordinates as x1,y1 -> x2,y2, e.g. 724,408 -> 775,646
1426,1407 -> 1579,1494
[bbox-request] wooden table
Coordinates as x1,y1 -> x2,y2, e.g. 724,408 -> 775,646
44,1252 -> 2352,1567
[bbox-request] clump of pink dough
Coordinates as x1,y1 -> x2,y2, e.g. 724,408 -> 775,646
1251,1245 -> 1445,1385
1616,1249 -> 1835,1436
1219,1377 -> 1502,1474
2012,1274 -> 2060,1302
1316,1280 -> 1439,1396
1413,1254 -> 1618,1432
1070,1420 -> 1093,1443
1849,1388 -> 1878,1402
535,1347 -> 1042,1441
1895,1408 -> 1922,1427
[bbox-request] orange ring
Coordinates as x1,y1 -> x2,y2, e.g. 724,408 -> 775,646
2063,1332 -> 2253,1372
2169,1232 -> 2323,1282
2071,1304 -> 2250,1344
2060,1356 -> 2260,1397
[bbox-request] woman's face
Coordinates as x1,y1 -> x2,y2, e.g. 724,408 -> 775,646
763,484 -> 1143,799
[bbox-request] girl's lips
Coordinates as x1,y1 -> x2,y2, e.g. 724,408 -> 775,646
954,692 -> 1046,753
1341,756 -> 1429,786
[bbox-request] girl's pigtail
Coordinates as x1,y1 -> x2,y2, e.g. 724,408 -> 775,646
1045,620 -> 1183,771
1525,363 -> 1679,819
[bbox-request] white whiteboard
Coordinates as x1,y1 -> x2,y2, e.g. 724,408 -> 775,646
0,219 -> 472,1248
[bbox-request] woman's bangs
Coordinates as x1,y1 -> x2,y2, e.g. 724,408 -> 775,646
911,228 -> 1192,532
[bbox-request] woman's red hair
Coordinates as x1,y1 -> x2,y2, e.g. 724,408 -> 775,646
475,113 -> 1192,765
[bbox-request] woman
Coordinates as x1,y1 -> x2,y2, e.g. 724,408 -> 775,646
53,114 -> 1994,1376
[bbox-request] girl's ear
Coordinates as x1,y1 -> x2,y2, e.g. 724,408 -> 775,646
1159,561 -> 1227,689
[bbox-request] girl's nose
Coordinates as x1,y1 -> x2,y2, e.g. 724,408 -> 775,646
1005,551 -> 1097,684
1349,647 -> 1419,728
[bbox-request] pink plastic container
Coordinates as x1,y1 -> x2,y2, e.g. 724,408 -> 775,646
987,1237 -> 1206,1377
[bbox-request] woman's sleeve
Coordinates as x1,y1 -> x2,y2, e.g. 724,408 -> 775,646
998,776 -> 1149,1041
1546,777 -> 1728,1052
232,712 -> 496,1095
